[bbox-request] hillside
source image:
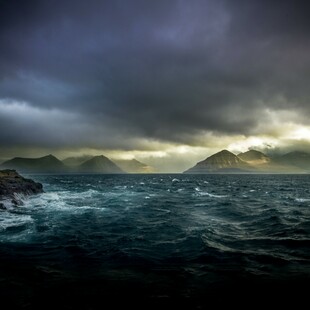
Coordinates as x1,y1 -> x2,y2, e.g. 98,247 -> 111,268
1,155 -> 67,173
78,155 -> 124,173
112,159 -> 155,173
184,149 -> 310,174
62,155 -> 93,166
238,150 -> 271,165
274,151 -> 310,171
184,150 -> 250,173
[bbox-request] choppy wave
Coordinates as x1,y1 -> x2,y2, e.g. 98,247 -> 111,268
0,212 -> 33,231
295,198 -> 310,202
1,174 -> 310,303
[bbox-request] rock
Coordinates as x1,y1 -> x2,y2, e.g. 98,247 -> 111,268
0,169 -> 43,207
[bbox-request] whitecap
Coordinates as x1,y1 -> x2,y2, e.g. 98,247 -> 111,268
172,178 -> 180,182
295,198 -> 310,202
0,193 -> 29,209
196,191 -> 227,198
114,185 -> 127,190
24,192 -> 107,213
13,192 -> 27,201
201,236 -> 236,252
23,192 -> 66,210
153,208 -> 171,213
0,199 -> 15,210
58,189 -> 99,200
0,212 -> 33,232
206,192 -> 227,198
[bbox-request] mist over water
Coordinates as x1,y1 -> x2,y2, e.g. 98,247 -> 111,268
1,174 -> 310,308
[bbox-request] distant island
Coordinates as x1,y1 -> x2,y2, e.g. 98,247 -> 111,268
1,149 -> 310,174
184,149 -> 310,174
0,154 -> 155,174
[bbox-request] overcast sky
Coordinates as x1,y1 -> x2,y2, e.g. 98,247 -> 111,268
0,0 -> 309,171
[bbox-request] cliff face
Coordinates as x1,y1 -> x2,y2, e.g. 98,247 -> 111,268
184,150 -> 250,173
0,170 -> 43,208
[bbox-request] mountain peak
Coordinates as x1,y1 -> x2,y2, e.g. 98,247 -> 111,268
218,149 -> 233,154
201,149 -> 240,163
42,154 -> 58,160
92,155 -> 106,159
79,155 -> 124,173
184,149 -> 249,173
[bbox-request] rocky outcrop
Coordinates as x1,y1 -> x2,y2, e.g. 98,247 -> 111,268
0,170 -> 43,208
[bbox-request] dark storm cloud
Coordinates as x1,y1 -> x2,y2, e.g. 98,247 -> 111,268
0,0 -> 310,149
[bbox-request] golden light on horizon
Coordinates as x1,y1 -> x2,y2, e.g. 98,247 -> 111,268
289,127 -> 310,141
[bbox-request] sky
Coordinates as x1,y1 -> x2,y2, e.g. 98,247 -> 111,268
0,0 -> 310,172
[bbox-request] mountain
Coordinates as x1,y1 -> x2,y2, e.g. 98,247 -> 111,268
1,155 -> 67,173
112,159 -> 155,173
237,150 -> 287,173
184,150 -> 250,173
78,155 -> 124,173
238,150 -> 271,165
1,154 -> 125,174
184,149 -> 310,174
274,151 -> 310,171
62,155 -> 93,166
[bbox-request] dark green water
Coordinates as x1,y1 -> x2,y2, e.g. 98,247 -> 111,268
0,174 -> 310,308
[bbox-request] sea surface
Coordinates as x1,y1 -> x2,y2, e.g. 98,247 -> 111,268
1,174 -> 310,308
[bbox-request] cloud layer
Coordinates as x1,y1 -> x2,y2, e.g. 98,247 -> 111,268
0,0 -> 310,168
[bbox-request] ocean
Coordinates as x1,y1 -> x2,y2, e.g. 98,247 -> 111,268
0,174 -> 310,308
